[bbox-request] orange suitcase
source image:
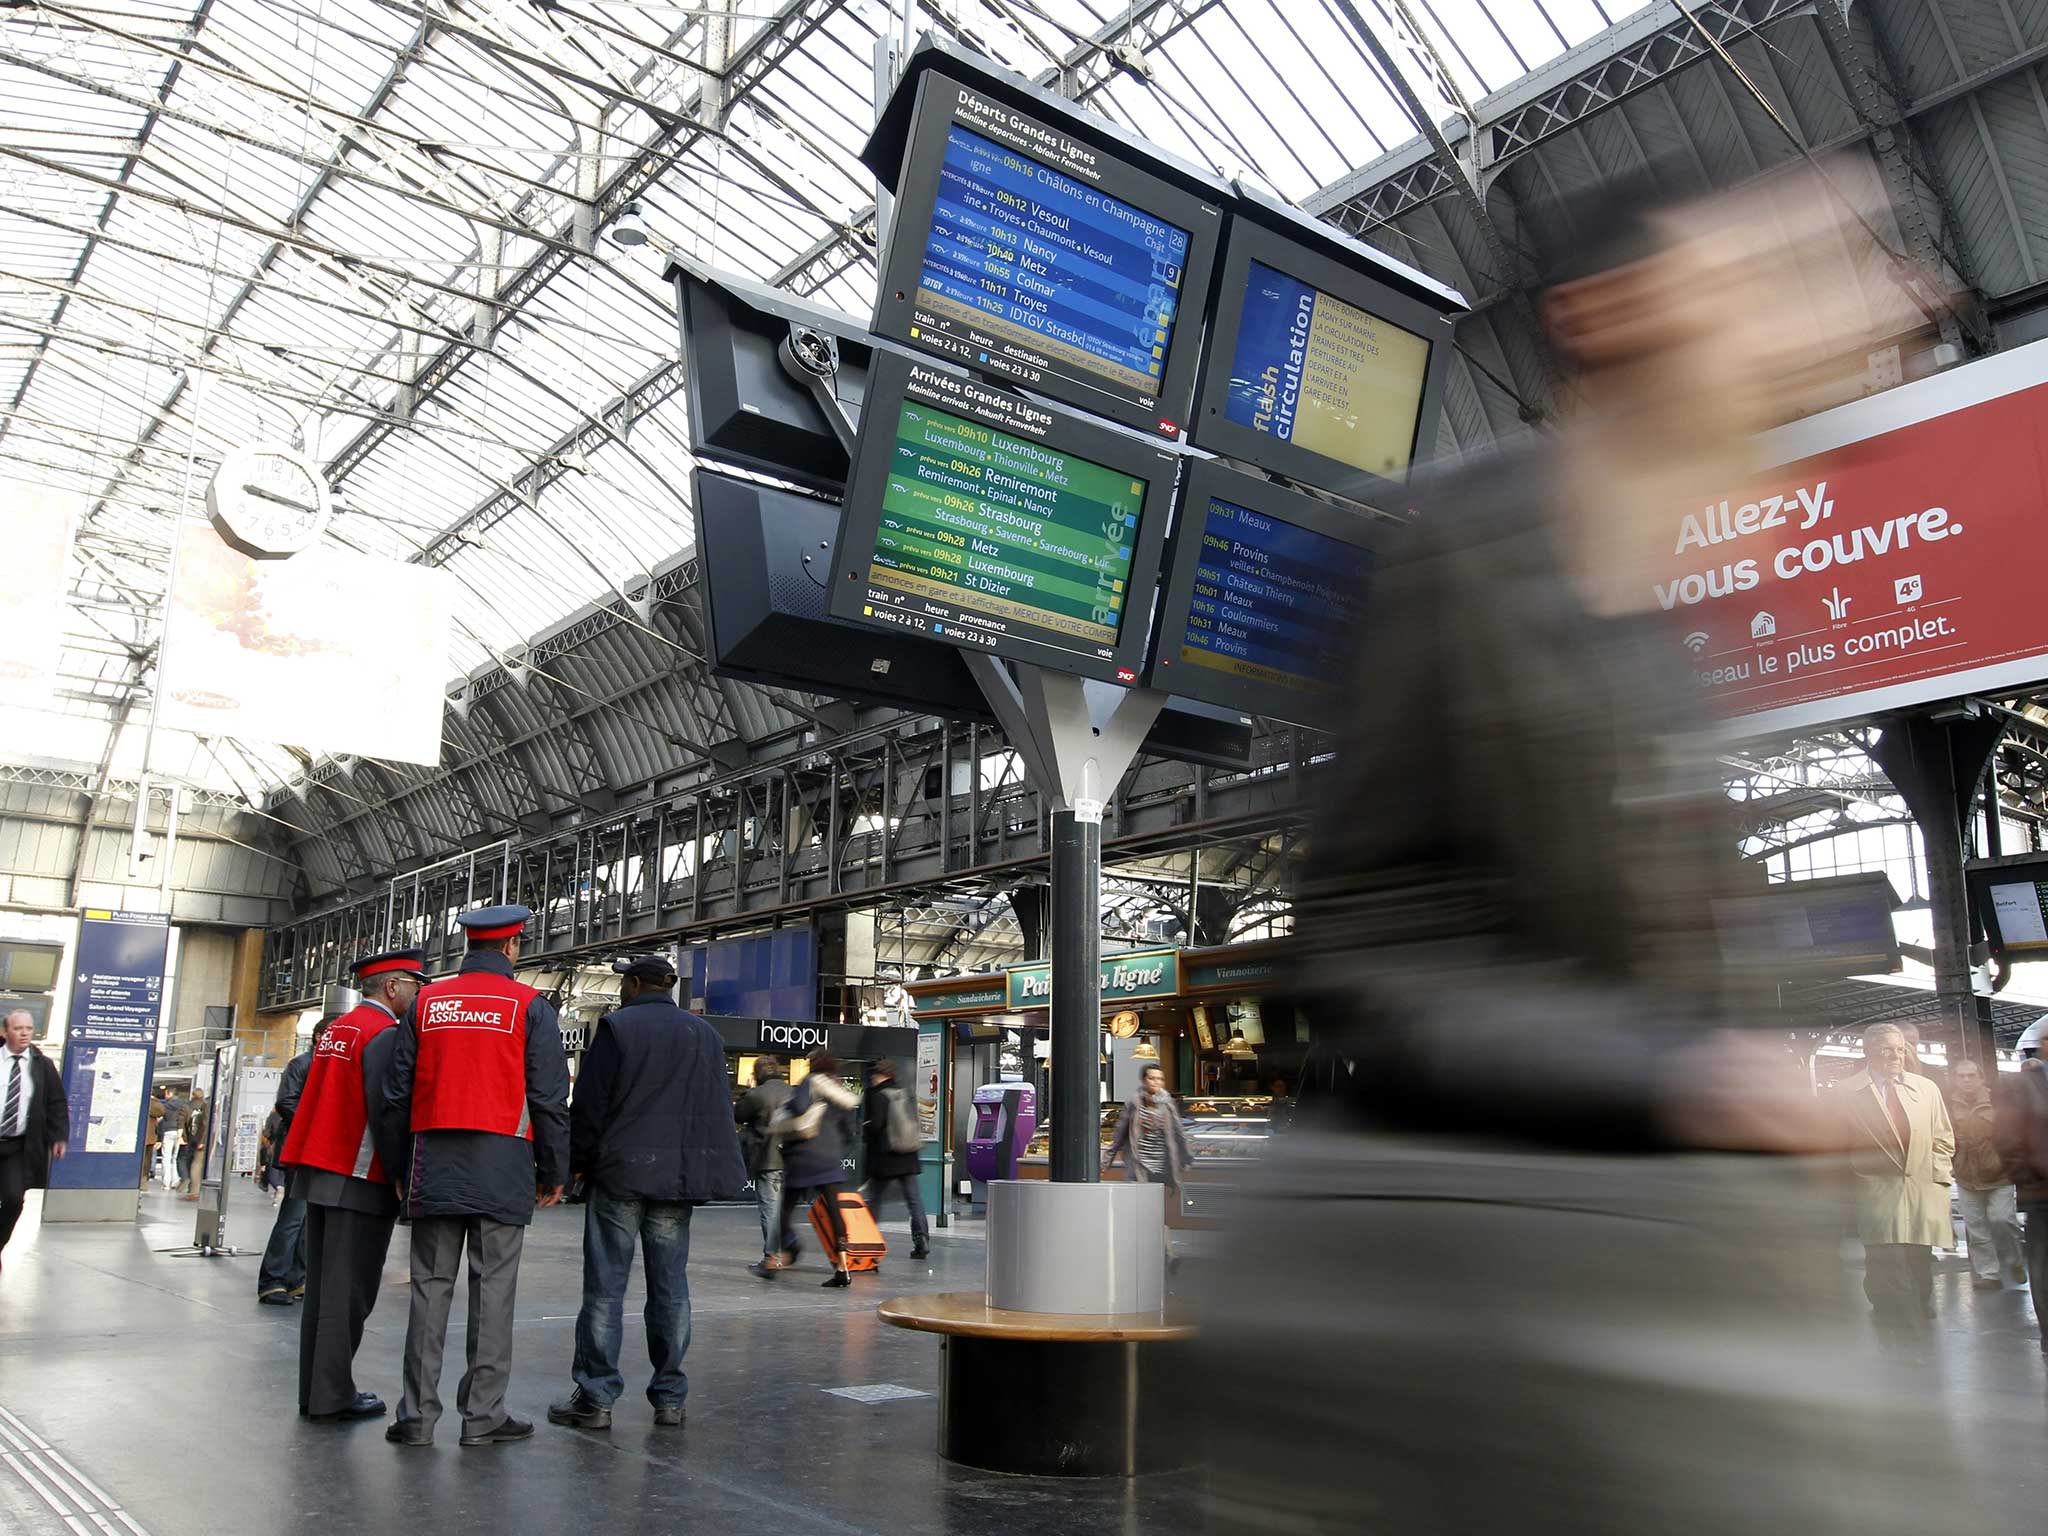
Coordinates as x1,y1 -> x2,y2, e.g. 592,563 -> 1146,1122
810,1190 -> 886,1272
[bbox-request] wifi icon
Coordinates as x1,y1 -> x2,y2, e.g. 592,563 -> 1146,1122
1684,631 -> 1710,653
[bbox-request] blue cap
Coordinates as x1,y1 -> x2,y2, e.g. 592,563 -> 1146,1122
457,904 -> 531,941
611,953 -> 677,983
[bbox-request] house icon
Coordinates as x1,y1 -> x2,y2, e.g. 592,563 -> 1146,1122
1751,612 -> 1777,640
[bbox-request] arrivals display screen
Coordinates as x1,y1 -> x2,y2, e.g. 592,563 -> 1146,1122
873,76 -> 1223,438
1192,218 -> 1453,505
1146,458 -> 1378,728
828,351 -> 1178,683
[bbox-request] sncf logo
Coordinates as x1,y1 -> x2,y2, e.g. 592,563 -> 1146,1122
420,996 -> 518,1034
315,1025 -> 359,1062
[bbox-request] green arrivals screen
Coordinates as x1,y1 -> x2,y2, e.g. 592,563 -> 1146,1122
859,400 -> 1144,657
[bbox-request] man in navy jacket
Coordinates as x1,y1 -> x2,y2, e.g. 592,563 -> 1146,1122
549,953 -> 745,1432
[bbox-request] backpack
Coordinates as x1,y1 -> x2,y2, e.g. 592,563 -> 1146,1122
769,1081 -> 825,1143
882,1084 -> 920,1155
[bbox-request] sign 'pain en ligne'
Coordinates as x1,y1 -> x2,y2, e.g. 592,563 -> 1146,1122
1656,340 -> 2048,736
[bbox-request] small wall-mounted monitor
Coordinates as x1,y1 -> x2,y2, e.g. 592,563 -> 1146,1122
1191,209 -> 1456,505
827,351 -> 1178,684
672,258 -> 879,494
1147,458 -> 1379,730
1970,855 -> 2048,957
1710,872 -> 1901,980
871,72 -> 1223,439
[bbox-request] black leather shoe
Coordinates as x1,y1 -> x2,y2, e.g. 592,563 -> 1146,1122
385,1420 -> 432,1448
652,1402 -> 685,1428
459,1417 -> 535,1447
821,1268 -> 851,1288
311,1393 -> 386,1423
258,1289 -> 293,1306
911,1245 -> 929,1261
546,1391 -> 611,1431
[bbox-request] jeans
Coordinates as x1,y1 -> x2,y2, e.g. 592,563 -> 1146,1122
258,1193 -> 308,1294
1956,1183 -> 2025,1281
753,1168 -> 788,1257
572,1190 -> 694,1408
864,1173 -> 929,1248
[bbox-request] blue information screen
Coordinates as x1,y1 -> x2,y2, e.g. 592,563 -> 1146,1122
915,126 -> 1190,407
1174,492 -> 1373,697
1223,259 -> 1432,481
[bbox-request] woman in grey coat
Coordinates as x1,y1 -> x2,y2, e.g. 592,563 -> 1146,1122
1105,1064 -> 1191,1260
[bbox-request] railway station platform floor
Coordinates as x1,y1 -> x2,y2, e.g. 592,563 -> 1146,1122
4,1179 -> 2048,1534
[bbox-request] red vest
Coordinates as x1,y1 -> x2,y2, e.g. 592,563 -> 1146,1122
409,967 -> 538,1138
281,1002 -> 397,1182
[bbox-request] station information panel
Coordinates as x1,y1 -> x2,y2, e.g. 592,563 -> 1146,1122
873,76 -> 1222,439
829,351 -> 1177,683
1192,217 -> 1452,506
1975,859 -> 2048,955
1147,458 -> 1378,728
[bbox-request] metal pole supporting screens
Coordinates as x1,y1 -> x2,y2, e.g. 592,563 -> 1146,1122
1049,806 -> 1102,1183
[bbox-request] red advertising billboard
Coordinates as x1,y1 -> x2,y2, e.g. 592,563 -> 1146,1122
1661,342 -> 2048,736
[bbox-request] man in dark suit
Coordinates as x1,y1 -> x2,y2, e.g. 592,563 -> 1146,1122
548,954 -> 746,1432
0,1009 -> 70,1266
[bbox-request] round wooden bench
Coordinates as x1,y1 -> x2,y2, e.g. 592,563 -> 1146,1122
878,1291 -> 1198,1477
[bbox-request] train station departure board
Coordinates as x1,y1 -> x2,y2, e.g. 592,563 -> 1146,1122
1147,458 -> 1380,728
829,351 -> 1178,683
1192,217 -> 1453,506
874,76 -> 1222,439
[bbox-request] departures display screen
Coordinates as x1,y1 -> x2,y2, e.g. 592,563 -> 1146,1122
830,352 -> 1177,682
1224,259 -> 1432,481
875,80 -> 1222,437
1147,458 -> 1378,727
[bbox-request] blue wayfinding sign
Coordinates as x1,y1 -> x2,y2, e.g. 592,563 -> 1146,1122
50,909 -> 170,1190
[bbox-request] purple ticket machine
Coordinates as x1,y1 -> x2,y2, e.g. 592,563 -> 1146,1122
965,1083 -> 1037,1184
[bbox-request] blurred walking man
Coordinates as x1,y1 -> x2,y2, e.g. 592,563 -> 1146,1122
549,954 -> 745,1431
385,906 -> 568,1448
1194,172 -> 1976,1534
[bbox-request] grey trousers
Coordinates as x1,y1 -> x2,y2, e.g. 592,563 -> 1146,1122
397,1215 -> 525,1436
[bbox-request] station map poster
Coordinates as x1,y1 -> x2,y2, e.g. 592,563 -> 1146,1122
50,910 -> 169,1190
157,523 -> 454,765
1223,260 -> 1432,482
1657,342 -> 2048,735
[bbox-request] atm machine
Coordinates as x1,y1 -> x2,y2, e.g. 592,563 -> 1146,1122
965,1083 -> 1037,1196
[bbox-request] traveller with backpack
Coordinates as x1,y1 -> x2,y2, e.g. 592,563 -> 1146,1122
736,1057 -> 796,1277
862,1060 -> 928,1261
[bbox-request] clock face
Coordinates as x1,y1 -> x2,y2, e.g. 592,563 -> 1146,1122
207,444 -> 331,558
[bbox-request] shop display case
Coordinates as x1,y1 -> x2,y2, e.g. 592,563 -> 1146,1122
1017,1095 -> 1284,1173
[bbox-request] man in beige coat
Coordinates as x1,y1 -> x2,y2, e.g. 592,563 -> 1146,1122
1839,1024 -> 1955,1337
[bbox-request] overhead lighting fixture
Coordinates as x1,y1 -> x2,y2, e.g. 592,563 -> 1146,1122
1222,1029 -> 1255,1060
1131,1037 -> 1160,1062
608,202 -> 650,249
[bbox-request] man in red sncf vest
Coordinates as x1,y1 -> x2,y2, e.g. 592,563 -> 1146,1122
384,905 -> 570,1449
280,946 -> 422,1424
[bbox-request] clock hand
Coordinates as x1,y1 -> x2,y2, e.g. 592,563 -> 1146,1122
241,484 -> 321,514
